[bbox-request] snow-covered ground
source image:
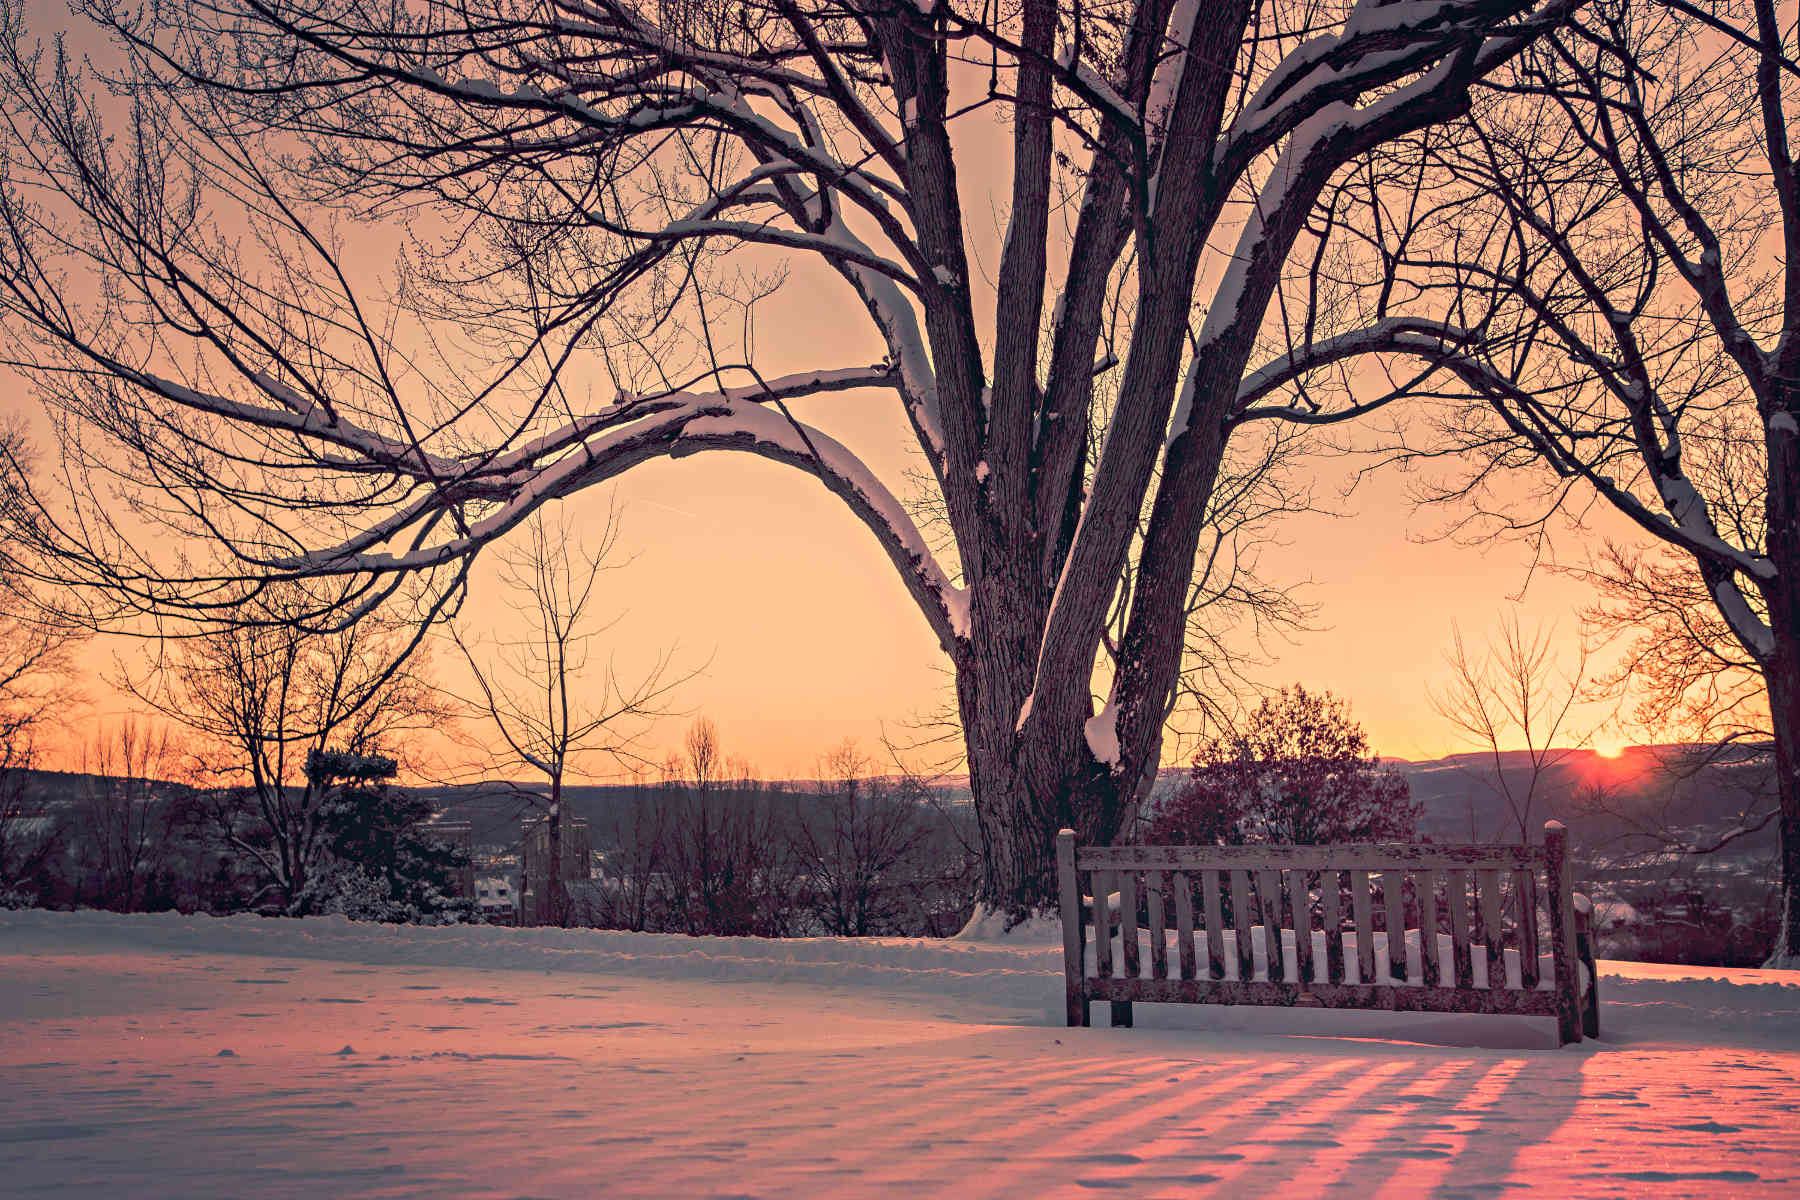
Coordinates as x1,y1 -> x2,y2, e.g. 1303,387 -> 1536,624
2,910 -> 1797,1198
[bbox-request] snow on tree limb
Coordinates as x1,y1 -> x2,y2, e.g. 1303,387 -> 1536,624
1232,317 -> 1477,417
1217,0 -> 1571,176
669,402 -> 967,649
261,386 -> 967,652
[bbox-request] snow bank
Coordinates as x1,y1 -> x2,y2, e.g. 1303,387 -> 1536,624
7,909 -> 1797,1046
0,908 -> 1064,1016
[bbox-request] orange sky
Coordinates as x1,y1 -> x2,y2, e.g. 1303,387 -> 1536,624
44,435 -> 1629,781
7,4 -> 1649,780
33,279 -> 1634,780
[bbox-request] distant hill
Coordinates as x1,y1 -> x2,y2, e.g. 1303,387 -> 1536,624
12,742 -> 1773,860
1135,743 -> 1774,857
7,768 -> 197,809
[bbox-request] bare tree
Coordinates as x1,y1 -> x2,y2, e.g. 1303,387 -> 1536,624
790,738 -> 929,936
1560,542 -> 1781,862
1432,615 -> 1591,844
1572,542 -> 1770,753
0,0 -> 1579,912
659,718 -> 795,935
74,718 -> 184,910
0,617 -> 78,899
587,763 -> 668,930
0,418 -> 84,902
447,506 -> 684,926
135,591 -> 446,910
1337,0 -> 1800,961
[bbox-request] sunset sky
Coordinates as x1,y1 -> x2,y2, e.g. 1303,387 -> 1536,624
27,268 -> 1639,780
5,2 -> 1650,781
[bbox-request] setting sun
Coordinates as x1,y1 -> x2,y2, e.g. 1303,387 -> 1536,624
1595,739 -> 1626,759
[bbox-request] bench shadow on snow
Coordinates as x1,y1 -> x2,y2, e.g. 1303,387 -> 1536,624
1066,1003 -> 1587,1195
1118,998 -> 1576,1051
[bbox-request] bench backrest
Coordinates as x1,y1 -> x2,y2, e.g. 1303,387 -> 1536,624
1055,820 -> 1588,1039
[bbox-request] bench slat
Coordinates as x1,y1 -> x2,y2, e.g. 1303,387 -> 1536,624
1420,869 -> 1445,988
1448,869 -> 1473,988
1516,868 -> 1541,989
1230,870 -> 1255,982
1119,871 -> 1141,981
1469,870 -> 1490,985
1322,870 -> 1345,984
1174,871 -> 1197,981
1383,870 -> 1409,985
1289,868 -> 1313,986
1257,869 -> 1285,983
1082,975 -> 1562,1017
1203,869 -> 1226,980
1352,869 -> 1375,985
1092,870 -> 1113,979
1147,870 -> 1168,981
1480,869 -> 1506,990
1076,844 -> 1542,872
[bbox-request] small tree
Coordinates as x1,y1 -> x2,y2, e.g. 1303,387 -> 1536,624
586,764 -> 668,932
74,719 -> 183,911
660,720 -> 794,936
1432,615 -> 1592,843
1148,685 -> 1418,846
447,506 -> 683,927
139,589 -> 445,911
0,418 -> 83,905
791,739 -> 930,937
296,748 -> 474,923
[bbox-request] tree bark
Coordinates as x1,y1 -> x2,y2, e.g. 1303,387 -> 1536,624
959,389 -> 1236,919
1760,389 -> 1800,965
1769,667 -> 1799,964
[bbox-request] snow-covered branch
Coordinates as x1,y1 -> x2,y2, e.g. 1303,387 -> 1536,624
1232,317 -> 1476,417
272,385 -> 964,653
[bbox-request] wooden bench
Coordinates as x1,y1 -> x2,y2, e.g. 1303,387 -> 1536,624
1055,820 -> 1600,1045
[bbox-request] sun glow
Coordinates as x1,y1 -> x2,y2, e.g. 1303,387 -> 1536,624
1594,739 -> 1626,759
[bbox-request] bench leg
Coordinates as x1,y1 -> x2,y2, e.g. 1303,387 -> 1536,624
1110,1000 -> 1133,1028
1579,931 -> 1600,1040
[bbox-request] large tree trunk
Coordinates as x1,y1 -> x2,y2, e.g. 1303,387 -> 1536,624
1768,666 -> 1800,966
1761,393 -> 1800,966
962,694 -> 1130,919
958,399 -> 1235,919
955,527 -> 1136,917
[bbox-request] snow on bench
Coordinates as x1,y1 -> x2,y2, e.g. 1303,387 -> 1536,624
1056,820 -> 1600,1045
